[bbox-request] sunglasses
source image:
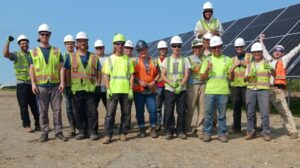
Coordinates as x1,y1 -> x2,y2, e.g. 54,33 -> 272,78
193,46 -> 203,49
95,47 -> 103,50
40,33 -> 50,37
172,45 -> 182,48
204,10 -> 213,13
211,46 -> 222,50
114,42 -> 125,46
235,46 -> 244,49
273,48 -> 284,52
125,47 -> 133,50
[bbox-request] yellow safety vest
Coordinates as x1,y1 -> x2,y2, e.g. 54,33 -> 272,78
247,60 -> 271,90
231,53 -> 252,87
199,18 -> 218,32
14,51 -> 30,81
165,56 -> 185,88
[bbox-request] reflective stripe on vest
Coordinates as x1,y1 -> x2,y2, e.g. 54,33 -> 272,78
200,18 -> 218,32
274,59 -> 287,85
207,55 -> 228,80
247,60 -> 271,90
14,51 -> 30,81
231,53 -> 252,87
108,56 -> 130,80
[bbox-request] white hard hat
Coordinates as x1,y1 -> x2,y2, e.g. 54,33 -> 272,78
124,40 -> 134,48
234,38 -> 246,47
170,35 -> 183,45
17,35 -> 29,43
203,1 -> 213,10
251,42 -> 263,52
64,35 -> 75,42
38,23 -> 51,33
274,45 -> 285,51
94,39 -> 104,47
157,40 -> 168,49
210,36 -> 223,47
192,38 -> 203,47
203,32 -> 213,40
76,31 -> 88,40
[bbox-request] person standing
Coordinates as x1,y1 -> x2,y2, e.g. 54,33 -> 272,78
29,24 -> 67,142
244,42 -> 274,141
133,40 -> 159,138
185,38 -> 206,138
194,1 -> 223,38
161,35 -> 191,140
124,40 -> 134,57
200,36 -> 232,143
3,35 -> 40,133
155,40 -> 168,132
63,34 -> 76,136
260,34 -> 299,139
102,34 -> 134,144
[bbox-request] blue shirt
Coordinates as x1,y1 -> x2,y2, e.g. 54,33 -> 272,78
64,52 -> 101,70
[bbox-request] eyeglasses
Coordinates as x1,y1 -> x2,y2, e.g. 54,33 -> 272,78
235,46 -> 244,49
40,33 -> 50,37
204,10 -> 213,13
171,45 -> 182,48
95,47 -> 103,50
211,46 -> 222,50
273,48 -> 284,52
114,42 -> 125,46
193,46 -> 203,49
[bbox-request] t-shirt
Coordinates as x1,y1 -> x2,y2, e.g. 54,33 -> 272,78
187,54 -> 205,85
156,56 -> 166,88
64,52 -> 101,70
200,55 -> 232,94
161,56 -> 191,92
7,51 -> 30,63
99,56 -> 108,92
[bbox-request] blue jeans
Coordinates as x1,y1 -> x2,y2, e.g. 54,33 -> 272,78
156,87 -> 167,126
246,89 -> 270,135
204,94 -> 229,136
134,93 -> 157,128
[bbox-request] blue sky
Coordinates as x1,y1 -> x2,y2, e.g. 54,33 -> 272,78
1,0 -> 299,84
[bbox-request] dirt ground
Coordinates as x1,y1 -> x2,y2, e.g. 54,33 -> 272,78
0,90 -> 299,168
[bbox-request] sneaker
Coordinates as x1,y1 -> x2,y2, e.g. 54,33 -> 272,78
150,128 -> 158,138
56,133 -> 68,142
102,136 -> 111,144
263,134 -> 271,141
178,133 -> 187,140
218,135 -> 228,143
120,134 -> 128,142
34,125 -> 41,132
202,135 -> 211,142
165,134 -> 173,140
139,128 -> 146,138
90,134 -> 100,140
24,127 -> 34,133
229,128 -> 241,134
75,133 -> 87,140
289,132 -> 299,139
39,134 -> 48,143
244,133 -> 255,140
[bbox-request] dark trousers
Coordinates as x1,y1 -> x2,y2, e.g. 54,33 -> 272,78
104,94 -> 131,137
63,87 -> 76,130
95,91 -> 107,132
72,91 -> 98,135
165,90 -> 186,135
231,87 -> 246,131
16,83 -> 39,127
156,87 -> 167,127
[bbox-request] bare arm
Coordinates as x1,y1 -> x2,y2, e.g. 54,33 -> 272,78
200,62 -> 212,81
58,63 -> 65,92
180,68 -> 190,86
129,74 -> 134,90
104,74 -> 110,89
3,41 -> 15,59
161,68 -> 172,85
282,43 -> 300,67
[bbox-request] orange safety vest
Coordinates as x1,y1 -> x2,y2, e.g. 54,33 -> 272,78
274,59 -> 287,86
133,57 -> 158,93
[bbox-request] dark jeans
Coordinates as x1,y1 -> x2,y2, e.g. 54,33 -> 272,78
134,93 -> 157,128
95,91 -> 107,132
156,87 -> 167,127
72,91 -> 98,135
63,87 -> 76,130
165,90 -> 186,135
104,94 -> 131,137
231,87 -> 246,131
16,83 -> 39,127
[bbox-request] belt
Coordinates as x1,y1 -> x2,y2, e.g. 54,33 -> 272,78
17,80 -> 31,84
272,84 -> 286,90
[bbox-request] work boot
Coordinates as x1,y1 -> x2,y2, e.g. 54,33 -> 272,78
289,132 -> 298,139
39,134 -> 48,143
150,128 -> 158,138
34,125 -> 41,132
218,135 -> 228,143
102,136 -> 111,144
120,134 -> 128,142
178,133 -> 187,140
75,133 -> 87,140
24,127 -> 34,133
229,128 -> 241,134
139,128 -> 146,138
155,125 -> 162,132
67,113 -> 76,136
90,133 -> 100,140
165,134 -> 173,140
56,133 -> 68,142
197,131 -> 204,140
263,134 -> 271,141
244,133 -> 256,140
202,135 -> 211,142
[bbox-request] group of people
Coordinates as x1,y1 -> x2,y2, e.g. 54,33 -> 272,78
3,1 -> 299,144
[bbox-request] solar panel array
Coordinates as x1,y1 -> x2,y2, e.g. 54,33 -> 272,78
147,3 -> 300,78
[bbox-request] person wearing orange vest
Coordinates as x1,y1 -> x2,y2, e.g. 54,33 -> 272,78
194,1 -> 223,38
29,24 -> 67,142
64,32 -> 101,140
133,40 -> 160,138
3,35 -> 40,133
260,34 -> 300,139
244,42 -> 275,141
156,40 -> 168,132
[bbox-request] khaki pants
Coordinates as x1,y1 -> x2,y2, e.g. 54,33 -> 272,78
185,84 -> 205,134
270,87 -> 298,134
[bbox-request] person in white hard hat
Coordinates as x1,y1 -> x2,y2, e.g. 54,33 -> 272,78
194,1 -> 224,38
260,34 -> 300,139
200,36 -> 232,143
3,34 -> 40,133
228,37 -> 253,134
124,40 -> 134,57
29,23 -> 67,142
155,40 -> 169,132
203,32 -> 213,56
161,35 -> 191,140
64,31 -> 101,140
185,38 -> 206,138
62,34 -> 76,136
244,42 -> 274,141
